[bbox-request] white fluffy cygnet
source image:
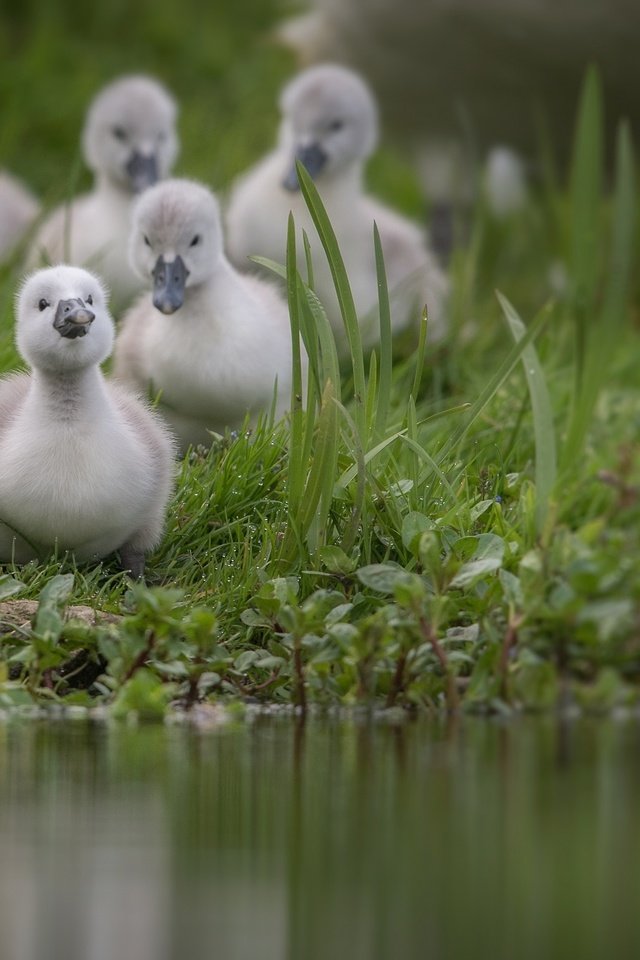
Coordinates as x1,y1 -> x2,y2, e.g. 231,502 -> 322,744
226,63 -> 448,352
27,75 -> 179,308
0,265 -> 175,577
0,171 -> 40,261
113,178 -> 301,454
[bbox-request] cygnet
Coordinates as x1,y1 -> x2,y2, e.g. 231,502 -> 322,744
113,178 -> 301,453
226,63 -> 448,352
0,265 -> 175,577
27,75 -> 179,309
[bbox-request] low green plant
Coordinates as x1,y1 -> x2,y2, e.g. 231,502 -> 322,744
1,64 -> 639,720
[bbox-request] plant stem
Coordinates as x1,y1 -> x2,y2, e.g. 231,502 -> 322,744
418,615 -> 459,712
499,615 -> 522,701
293,635 -> 306,714
386,650 -> 407,708
121,631 -> 156,684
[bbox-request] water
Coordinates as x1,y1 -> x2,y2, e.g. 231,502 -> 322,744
1,714 -> 639,959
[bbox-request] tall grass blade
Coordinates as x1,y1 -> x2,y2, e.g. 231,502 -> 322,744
567,65 -> 603,388
285,215 -> 305,518
410,308 -> 429,402
497,292 -> 557,533
295,160 -> 367,439
406,395 -> 419,493
398,435 -> 458,503
562,119 -> 636,469
373,223 -> 393,440
336,403 -> 470,490
333,399 -> 366,555
302,229 -> 315,289
420,303 -> 550,484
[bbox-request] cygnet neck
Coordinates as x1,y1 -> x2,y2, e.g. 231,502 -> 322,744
308,161 -> 365,207
94,172 -> 136,204
30,363 -> 110,423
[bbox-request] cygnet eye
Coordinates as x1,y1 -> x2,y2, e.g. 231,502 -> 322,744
190,235 -> 201,247
328,119 -> 344,132
112,126 -> 127,142
38,298 -> 49,312
86,294 -> 93,305
143,235 -> 151,247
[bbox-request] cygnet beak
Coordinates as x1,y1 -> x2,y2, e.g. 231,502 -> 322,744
53,298 -> 95,339
126,151 -> 158,193
152,255 -> 189,314
282,142 -> 328,191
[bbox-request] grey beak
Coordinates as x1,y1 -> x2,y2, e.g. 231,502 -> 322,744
282,142 -> 329,191
152,255 -> 189,314
53,299 -> 95,339
126,151 -> 158,193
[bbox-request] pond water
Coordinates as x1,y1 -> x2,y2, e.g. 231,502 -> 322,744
1,714 -> 639,959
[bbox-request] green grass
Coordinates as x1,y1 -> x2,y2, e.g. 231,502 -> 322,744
1,3 -> 639,717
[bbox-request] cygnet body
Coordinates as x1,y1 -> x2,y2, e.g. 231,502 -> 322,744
28,75 -> 179,309
226,63 -> 448,352
114,179 -> 299,453
0,266 -> 175,576
0,171 -> 40,261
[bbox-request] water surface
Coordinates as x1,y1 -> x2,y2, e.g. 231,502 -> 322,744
1,714 -> 639,959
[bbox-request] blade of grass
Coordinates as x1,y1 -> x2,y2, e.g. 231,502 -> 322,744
410,307 -> 429,401
420,302 -> 550,484
406,395 -> 419,495
398,435 -> 458,504
373,222 -> 393,441
562,118 -> 636,469
332,398 -> 366,555
568,64 -> 603,328
285,214 -> 305,518
280,379 -> 339,561
295,160 -> 367,439
302,229 -> 315,290
497,291 -> 557,533
336,403 -> 470,489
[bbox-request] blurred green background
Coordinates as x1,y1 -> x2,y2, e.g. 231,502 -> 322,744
0,0 -> 297,200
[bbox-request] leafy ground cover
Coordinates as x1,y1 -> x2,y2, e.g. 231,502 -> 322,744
0,3 -> 638,717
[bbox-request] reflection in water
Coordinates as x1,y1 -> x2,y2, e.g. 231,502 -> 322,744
1,716 -> 640,959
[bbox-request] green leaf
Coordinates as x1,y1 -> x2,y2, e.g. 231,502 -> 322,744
499,569 -> 524,609
111,667 -> 174,721
34,574 -> 75,640
512,655 -> 559,710
356,563 -> 414,595
450,535 -> 505,588
401,512 -> 435,553
0,575 -> 25,601
450,557 -> 503,589
317,545 -> 358,575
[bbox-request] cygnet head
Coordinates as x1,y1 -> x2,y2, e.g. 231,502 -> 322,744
16,266 -> 114,374
82,74 -> 179,194
129,178 -> 223,315
278,63 -> 379,191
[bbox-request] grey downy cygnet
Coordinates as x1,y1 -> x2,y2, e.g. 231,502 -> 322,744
27,75 -> 179,309
113,178 -> 302,454
0,265 -> 175,577
226,63 -> 448,353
